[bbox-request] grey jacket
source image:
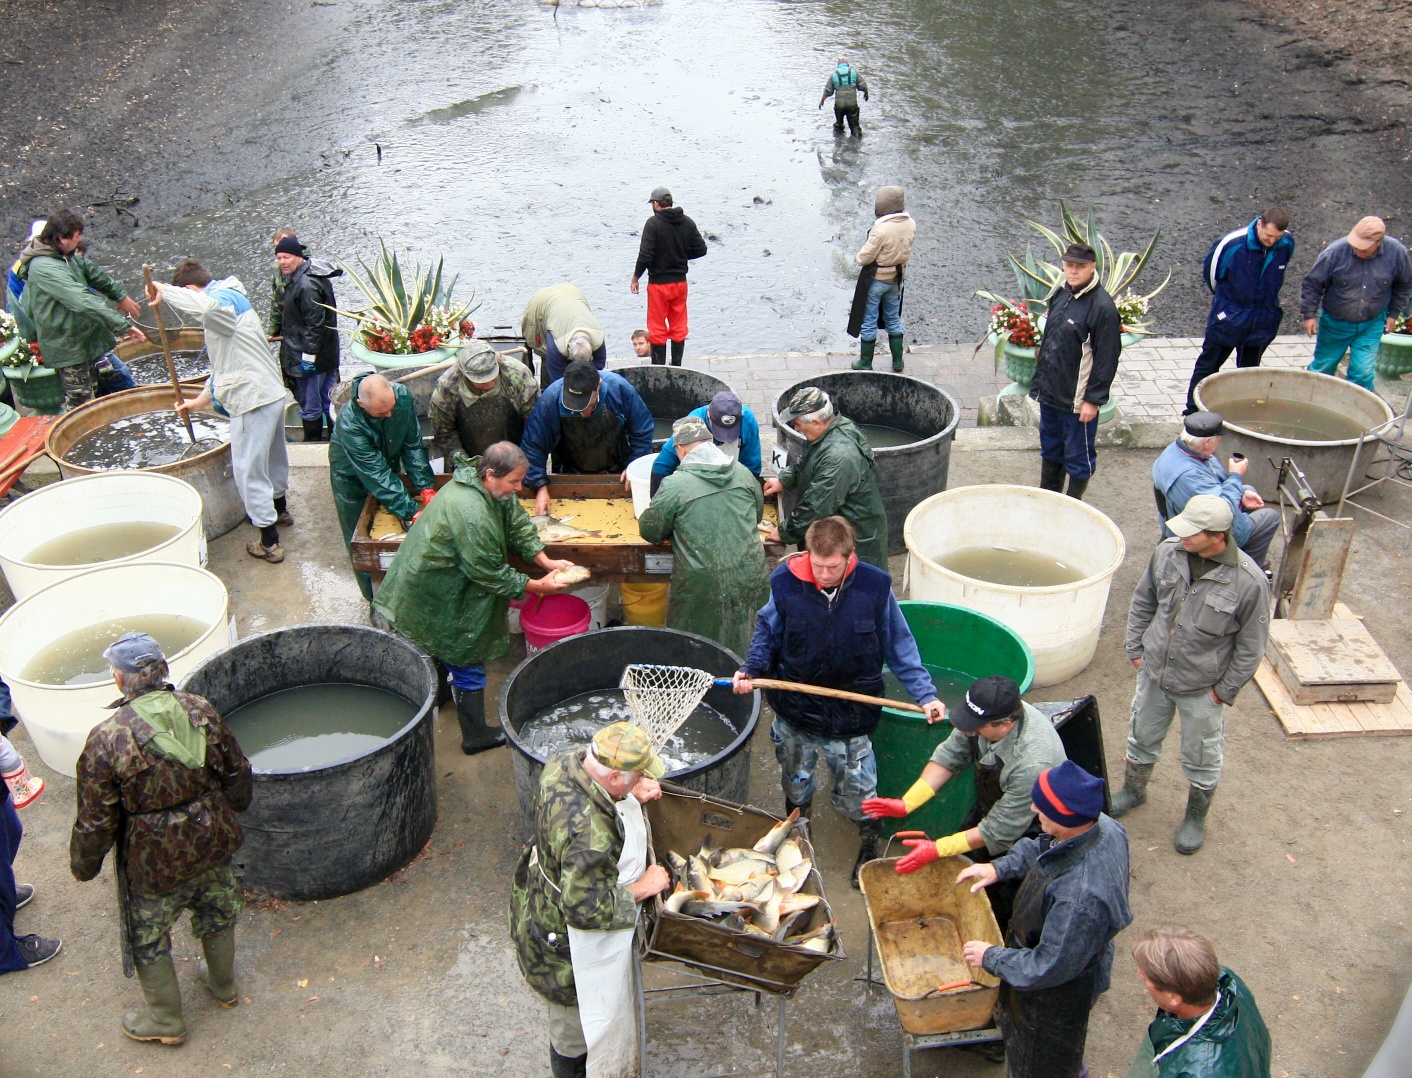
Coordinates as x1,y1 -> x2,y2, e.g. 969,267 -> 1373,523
1299,236 -> 1412,324
1125,538 -> 1270,704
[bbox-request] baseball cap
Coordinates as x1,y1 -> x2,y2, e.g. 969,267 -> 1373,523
457,340 -> 499,381
1167,493 -> 1234,537
672,415 -> 712,446
1348,216 -> 1386,253
103,631 -> 166,673
951,675 -> 1022,733
1061,242 -> 1097,265
706,392 -> 744,442
779,386 -> 829,425
649,186 -> 672,204
592,722 -> 666,778
1182,411 -> 1224,438
561,359 -> 601,412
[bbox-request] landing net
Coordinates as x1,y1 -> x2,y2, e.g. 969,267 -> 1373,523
619,664 -> 717,749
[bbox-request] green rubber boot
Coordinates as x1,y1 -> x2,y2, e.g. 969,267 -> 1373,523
852,338 -> 875,370
888,333 -> 905,372
198,928 -> 239,1008
122,956 -> 187,1045
1175,785 -> 1216,854
1109,759 -> 1154,818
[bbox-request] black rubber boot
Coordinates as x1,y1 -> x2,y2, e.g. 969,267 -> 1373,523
888,333 -> 905,372
301,418 -> 322,443
649,343 -> 667,366
1065,476 -> 1089,501
852,338 -> 875,370
670,339 -> 685,366
1039,457 -> 1066,492
851,819 -> 882,889
456,690 -> 505,755
1109,759 -> 1154,818
550,1048 -> 588,1078
1175,785 -> 1216,854
785,797 -> 813,820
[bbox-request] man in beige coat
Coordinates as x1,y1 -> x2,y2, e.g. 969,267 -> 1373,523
850,186 -> 916,372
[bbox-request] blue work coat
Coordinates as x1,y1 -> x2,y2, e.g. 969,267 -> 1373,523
1202,219 -> 1295,349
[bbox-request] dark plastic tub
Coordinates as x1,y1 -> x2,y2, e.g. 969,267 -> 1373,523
615,365 -> 733,448
500,625 -> 759,837
181,624 -> 438,901
773,372 -> 960,555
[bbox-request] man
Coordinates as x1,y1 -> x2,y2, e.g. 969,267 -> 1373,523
375,443 -> 573,755
638,416 -> 770,655
13,209 -> 145,411
862,675 -> 1067,927
1153,411 -> 1280,570
1130,927 -> 1271,1077
818,57 -> 869,136
428,338 -> 538,468
648,390 -> 761,494
1115,495 -> 1270,854
630,328 -> 651,358
1184,209 -> 1294,414
521,359 -> 655,516
733,516 -> 945,885
1032,242 -> 1122,501
849,185 -> 915,372
149,260 -> 293,565
521,283 -> 608,386
509,722 -> 672,1078
275,234 -> 342,442
329,372 -> 436,601
630,187 -> 708,366
71,632 -> 253,1046
1301,216 -> 1412,392
958,761 -> 1132,1078
265,227 -> 296,340
764,386 -> 888,570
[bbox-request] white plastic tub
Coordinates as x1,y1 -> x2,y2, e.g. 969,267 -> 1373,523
567,581 -> 610,631
904,485 -> 1126,687
0,472 -> 206,601
627,454 -> 656,518
0,562 -> 233,776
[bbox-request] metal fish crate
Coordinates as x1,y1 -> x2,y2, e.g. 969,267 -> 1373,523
644,784 -> 844,995
859,856 -> 1002,1035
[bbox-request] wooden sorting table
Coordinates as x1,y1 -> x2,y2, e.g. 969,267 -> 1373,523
351,473 -> 785,587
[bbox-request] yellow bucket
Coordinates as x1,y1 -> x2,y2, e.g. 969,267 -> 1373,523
620,582 -> 668,626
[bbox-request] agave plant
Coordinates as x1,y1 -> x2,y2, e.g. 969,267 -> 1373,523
330,242 -> 478,354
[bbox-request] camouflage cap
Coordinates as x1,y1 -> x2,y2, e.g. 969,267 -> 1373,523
779,386 -> 830,425
592,722 -> 666,778
456,339 -> 499,381
672,415 -> 712,447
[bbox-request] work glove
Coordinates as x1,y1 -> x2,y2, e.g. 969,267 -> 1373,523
862,777 -> 936,819
895,831 -> 972,874
299,353 -> 317,375
418,488 -> 437,508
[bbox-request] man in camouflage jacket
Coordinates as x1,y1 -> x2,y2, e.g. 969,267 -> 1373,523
71,632 -> 252,1047
509,723 -> 670,1078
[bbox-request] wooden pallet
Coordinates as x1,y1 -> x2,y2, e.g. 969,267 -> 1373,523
1256,605 -> 1412,738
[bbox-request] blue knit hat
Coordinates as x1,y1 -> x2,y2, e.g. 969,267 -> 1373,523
1031,760 -> 1104,826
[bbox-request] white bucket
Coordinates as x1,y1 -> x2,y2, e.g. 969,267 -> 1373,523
567,581 -> 610,631
0,471 -> 206,601
0,562 -> 233,777
904,485 -> 1126,687
626,454 -> 657,518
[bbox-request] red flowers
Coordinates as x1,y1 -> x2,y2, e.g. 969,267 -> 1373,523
408,325 -> 443,353
361,329 -> 399,354
988,302 -> 1040,348
28,341 -> 44,365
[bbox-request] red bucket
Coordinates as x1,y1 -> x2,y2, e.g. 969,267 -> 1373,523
520,594 -> 592,654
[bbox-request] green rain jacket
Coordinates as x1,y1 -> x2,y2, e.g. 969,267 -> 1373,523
509,749 -> 640,1006
15,241 -> 131,369
329,373 -> 434,540
1130,968 -> 1271,1078
637,448 -> 769,656
373,454 -> 544,667
776,414 -> 889,570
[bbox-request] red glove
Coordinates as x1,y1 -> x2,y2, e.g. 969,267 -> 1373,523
861,797 -> 908,819
895,837 -> 941,875
410,510 -> 423,525
418,488 -> 436,508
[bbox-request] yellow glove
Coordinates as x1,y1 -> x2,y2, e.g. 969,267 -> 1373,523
901,777 -> 936,814
933,831 -> 973,859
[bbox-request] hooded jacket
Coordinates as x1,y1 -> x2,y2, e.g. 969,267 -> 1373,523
1202,219 -> 1295,349
1031,274 -> 1122,413
856,187 -> 915,283
633,207 -> 708,284
15,238 -> 132,369
278,257 -> 342,377
1130,968 -> 1271,1078
776,414 -> 889,570
156,277 -> 286,417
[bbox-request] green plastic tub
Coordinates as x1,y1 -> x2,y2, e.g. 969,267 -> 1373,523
875,601 -> 1035,842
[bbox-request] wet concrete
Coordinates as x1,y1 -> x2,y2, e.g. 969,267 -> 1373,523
4,0 -> 1412,355
4,436 -> 1412,1076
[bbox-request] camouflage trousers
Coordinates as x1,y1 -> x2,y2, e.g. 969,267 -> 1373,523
769,716 -> 877,822
128,861 -> 243,966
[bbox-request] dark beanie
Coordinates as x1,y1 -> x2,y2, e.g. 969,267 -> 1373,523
1031,760 -> 1104,826
275,235 -> 306,257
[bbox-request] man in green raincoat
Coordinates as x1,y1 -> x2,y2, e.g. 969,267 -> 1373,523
374,442 -> 574,754
637,416 -> 769,656
328,372 -> 436,600
764,386 -> 889,570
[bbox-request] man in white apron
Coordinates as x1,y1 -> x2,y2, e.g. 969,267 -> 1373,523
510,723 -> 671,1078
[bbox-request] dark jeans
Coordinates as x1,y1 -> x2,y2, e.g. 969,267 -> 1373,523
1185,339 -> 1267,414
0,787 -> 25,973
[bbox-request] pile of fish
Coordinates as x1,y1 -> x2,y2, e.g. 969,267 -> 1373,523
661,809 -> 835,953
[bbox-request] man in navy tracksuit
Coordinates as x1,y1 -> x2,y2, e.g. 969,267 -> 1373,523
1032,243 -> 1121,502
1184,209 -> 1294,414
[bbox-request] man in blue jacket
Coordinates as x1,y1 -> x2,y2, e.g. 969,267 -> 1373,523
648,391 -> 760,494
1184,209 -> 1294,415
522,359 -> 655,516
732,516 -> 945,886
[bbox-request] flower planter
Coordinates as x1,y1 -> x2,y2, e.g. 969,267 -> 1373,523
999,340 -> 1037,397
1,362 -> 63,414
349,338 -> 460,371
1376,333 -> 1412,378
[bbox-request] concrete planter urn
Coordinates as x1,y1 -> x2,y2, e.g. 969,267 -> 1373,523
1376,332 -> 1412,378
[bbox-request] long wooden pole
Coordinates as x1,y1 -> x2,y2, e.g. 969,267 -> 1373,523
747,677 -> 925,714
141,265 -> 196,442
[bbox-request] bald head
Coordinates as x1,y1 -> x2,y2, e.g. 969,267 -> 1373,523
357,374 -> 396,419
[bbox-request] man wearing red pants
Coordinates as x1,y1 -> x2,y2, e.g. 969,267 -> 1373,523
630,186 -> 708,366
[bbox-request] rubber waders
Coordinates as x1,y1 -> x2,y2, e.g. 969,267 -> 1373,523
649,343 -> 667,366
456,689 -> 506,755
852,338 -> 876,370
1039,457 -> 1066,492
122,956 -> 186,1045
670,339 -> 685,366
1175,785 -> 1216,854
550,1048 -> 588,1078
198,927 -> 239,1007
1109,759 -> 1154,818
888,333 -> 905,372
1065,476 -> 1089,501
851,818 -> 882,889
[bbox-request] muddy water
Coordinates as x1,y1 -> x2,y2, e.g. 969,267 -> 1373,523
858,422 -> 919,449
1218,397 -> 1370,442
21,613 -> 208,686
67,411 -> 230,470
23,522 -> 182,566
225,684 -> 417,770
936,545 -> 1086,587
